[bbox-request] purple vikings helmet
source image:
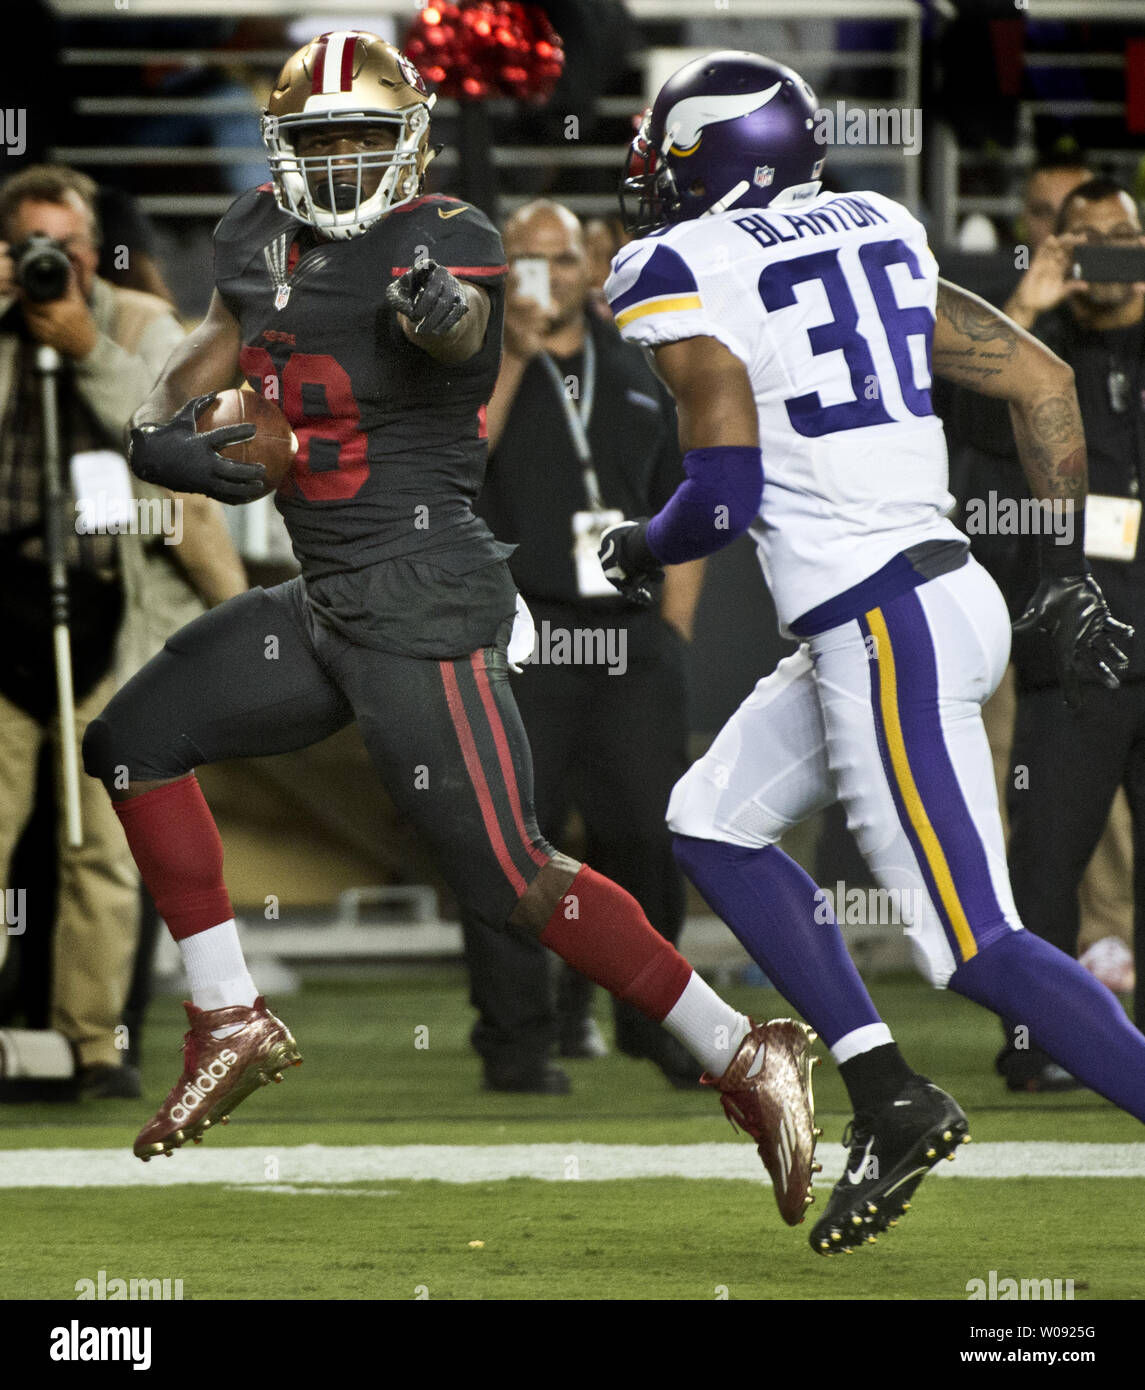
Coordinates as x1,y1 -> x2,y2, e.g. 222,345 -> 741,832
621,51 -> 823,234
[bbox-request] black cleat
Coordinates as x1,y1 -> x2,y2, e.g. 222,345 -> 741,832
809,1076 -> 969,1256
995,1044 -> 1081,1094
483,1062 -> 571,1095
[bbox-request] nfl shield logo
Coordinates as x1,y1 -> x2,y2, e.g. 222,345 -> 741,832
753,165 -> 775,188
274,284 -> 291,311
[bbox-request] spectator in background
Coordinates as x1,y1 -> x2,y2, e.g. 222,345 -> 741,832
583,214 -> 627,319
984,176 -> 1145,1087
944,154 -> 1138,1088
0,165 -> 247,1098
95,187 -> 177,306
1007,151 -> 1093,290
465,200 -> 705,1091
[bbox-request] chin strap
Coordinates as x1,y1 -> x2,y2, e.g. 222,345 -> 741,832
702,180 -> 751,218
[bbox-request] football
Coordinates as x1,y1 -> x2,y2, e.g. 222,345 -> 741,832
196,388 -> 297,497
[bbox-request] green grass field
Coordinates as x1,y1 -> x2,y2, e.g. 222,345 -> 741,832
3,971 -> 1144,1304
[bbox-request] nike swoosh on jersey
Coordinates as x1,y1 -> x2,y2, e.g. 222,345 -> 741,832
437,206 -> 468,219
666,83 -> 782,153
845,1136 -> 876,1184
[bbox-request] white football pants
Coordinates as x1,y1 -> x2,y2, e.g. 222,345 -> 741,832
668,558 -> 1025,986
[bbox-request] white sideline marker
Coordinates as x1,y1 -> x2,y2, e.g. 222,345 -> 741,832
0,1142 -> 1144,1188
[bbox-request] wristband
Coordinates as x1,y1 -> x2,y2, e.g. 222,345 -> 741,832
1036,503 -> 1087,578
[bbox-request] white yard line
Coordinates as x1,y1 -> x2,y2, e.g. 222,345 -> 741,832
0,1142 -> 1143,1188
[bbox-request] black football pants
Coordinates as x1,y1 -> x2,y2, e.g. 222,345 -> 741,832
84,578 -> 554,933
1006,679 -> 1145,1031
460,603 -> 689,1072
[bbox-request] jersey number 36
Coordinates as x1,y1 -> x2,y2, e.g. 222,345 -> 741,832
758,238 -> 934,438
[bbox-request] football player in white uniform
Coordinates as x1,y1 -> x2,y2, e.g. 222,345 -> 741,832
598,51 -> 1140,1255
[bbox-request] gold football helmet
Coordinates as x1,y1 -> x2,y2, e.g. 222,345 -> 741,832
262,30 -> 436,239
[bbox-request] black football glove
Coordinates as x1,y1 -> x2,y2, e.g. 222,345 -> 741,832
598,519 -> 665,607
386,258 -> 469,336
129,394 -> 264,505
1012,573 -> 1133,710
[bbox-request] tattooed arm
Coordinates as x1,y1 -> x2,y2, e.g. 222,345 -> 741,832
933,281 -> 1131,702
932,279 -> 1086,504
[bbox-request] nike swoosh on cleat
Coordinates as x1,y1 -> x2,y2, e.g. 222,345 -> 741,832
885,1165 -> 930,1196
438,206 -> 468,218
845,1136 -> 875,1184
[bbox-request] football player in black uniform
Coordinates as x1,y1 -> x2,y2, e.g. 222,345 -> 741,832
83,30 -> 820,1226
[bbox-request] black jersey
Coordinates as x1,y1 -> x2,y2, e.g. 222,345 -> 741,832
213,186 -> 511,584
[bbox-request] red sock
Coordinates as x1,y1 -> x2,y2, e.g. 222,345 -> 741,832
538,865 -> 692,1021
113,775 -> 234,940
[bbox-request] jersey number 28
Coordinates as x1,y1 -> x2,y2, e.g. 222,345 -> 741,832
239,346 -> 368,501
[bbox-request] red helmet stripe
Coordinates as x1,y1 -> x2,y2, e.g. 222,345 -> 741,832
310,34 -> 328,93
339,34 -> 357,91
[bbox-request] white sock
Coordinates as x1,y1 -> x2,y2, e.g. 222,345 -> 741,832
830,1022 -> 894,1067
662,972 -> 754,1076
179,921 -> 258,1037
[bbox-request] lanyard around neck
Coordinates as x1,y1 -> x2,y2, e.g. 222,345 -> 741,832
538,330 -> 602,510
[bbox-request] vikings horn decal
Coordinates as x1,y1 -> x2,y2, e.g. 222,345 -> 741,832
666,82 -> 782,155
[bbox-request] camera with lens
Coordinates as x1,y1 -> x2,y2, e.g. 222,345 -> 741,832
10,234 -> 73,302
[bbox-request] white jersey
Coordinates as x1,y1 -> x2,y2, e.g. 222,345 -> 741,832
604,188 -> 964,634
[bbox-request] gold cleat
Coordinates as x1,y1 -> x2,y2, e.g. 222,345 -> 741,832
703,1019 -> 819,1226
133,997 -> 301,1161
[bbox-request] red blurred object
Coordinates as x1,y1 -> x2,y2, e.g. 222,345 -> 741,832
404,1 -> 564,102
1128,38 -> 1145,135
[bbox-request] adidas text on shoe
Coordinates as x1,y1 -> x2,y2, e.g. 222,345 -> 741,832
810,1076 -> 969,1255
703,1019 -> 820,1226
133,997 -> 301,1160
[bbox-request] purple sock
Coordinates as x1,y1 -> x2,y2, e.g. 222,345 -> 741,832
672,834 -> 884,1047
950,930 -> 1145,1124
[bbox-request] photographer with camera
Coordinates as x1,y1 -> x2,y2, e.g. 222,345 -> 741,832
983,177 -> 1145,1083
0,165 -> 246,1098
